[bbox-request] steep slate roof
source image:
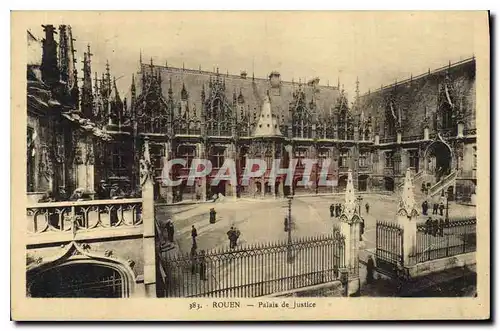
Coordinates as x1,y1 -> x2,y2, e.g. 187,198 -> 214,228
136,64 -> 341,124
356,58 -> 476,137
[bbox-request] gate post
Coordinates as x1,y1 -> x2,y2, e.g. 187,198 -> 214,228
141,137 -> 157,297
397,168 -> 419,269
339,169 -> 361,296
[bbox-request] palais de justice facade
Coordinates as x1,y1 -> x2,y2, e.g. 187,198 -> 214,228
27,24 -> 477,205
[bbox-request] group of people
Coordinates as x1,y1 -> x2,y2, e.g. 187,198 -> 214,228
164,220 -> 175,243
421,200 -> 446,216
424,217 -> 449,237
330,204 -> 344,217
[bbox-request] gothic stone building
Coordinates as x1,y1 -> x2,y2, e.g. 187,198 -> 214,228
27,25 -> 111,204
355,57 -> 477,202
103,60 -> 373,203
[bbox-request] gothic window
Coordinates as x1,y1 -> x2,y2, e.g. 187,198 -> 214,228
358,152 -> 368,167
291,90 -> 312,139
385,110 -> 396,138
178,145 -> 196,169
210,147 -> 225,169
385,151 -> 394,168
239,146 -> 249,171
295,148 -> 307,169
339,150 -> 349,168
109,142 -> 128,177
318,149 -> 329,168
264,148 -> 274,170
27,126 -> 36,192
409,150 -> 420,172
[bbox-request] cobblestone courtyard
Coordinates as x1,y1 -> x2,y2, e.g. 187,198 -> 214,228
156,194 -> 476,256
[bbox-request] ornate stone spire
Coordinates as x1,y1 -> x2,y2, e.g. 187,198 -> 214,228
398,168 -> 419,217
253,95 -> 282,137
340,169 -> 359,222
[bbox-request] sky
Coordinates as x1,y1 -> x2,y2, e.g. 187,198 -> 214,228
27,11 -> 476,103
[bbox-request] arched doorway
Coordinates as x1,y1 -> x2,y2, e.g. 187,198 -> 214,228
337,175 -> 348,192
425,140 -> 453,181
28,263 -> 126,298
384,177 -> 395,192
358,175 -> 369,192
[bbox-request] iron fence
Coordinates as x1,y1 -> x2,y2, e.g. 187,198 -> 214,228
160,231 -> 345,297
375,221 -> 404,275
409,217 -> 476,264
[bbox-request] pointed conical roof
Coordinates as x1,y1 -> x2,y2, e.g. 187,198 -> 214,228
340,169 -> 358,222
253,95 -> 282,137
398,168 -> 419,217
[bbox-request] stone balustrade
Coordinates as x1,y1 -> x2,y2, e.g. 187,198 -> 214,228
26,198 -> 143,235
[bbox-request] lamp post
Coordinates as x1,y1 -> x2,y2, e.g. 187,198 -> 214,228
287,196 -> 294,263
445,190 -> 450,221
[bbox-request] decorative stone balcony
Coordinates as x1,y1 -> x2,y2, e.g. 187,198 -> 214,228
26,198 -> 143,245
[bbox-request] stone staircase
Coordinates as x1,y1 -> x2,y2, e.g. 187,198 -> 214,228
427,170 -> 458,198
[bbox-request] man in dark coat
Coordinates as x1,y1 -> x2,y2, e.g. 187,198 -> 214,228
330,204 -> 335,217
422,200 -> 428,215
227,227 -> 236,248
432,203 -> 438,215
191,225 -> 198,249
96,180 -> 109,200
439,202 -> 445,216
425,217 -> 433,235
365,202 -> 370,215
284,217 -> 289,232
209,208 -> 217,224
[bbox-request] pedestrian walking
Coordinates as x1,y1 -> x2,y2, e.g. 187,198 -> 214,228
365,202 -> 370,215
432,203 -> 438,215
439,202 -> 445,216
191,225 -> 198,249
234,227 -> 241,247
284,217 -> 289,232
227,227 -> 236,248
432,218 -> 439,237
330,204 -> 335,217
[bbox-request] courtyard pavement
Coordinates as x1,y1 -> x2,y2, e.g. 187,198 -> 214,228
156,194 -> 476,256
155,194 -> 476,296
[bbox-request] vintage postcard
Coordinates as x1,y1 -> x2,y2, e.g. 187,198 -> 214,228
11,11 -> 490,320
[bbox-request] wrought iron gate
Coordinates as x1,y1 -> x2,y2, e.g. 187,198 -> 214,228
375,221 -> 404,277
160,231 -> 346,297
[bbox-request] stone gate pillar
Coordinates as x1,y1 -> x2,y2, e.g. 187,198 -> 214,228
339,169 -> 361,296
397,168 -> 419,267
140,137 -> 157,297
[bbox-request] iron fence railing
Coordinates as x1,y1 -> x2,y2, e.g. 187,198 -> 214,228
26,199 -> 143,234
161,231 -> 346,297
409,217 -> 476,265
